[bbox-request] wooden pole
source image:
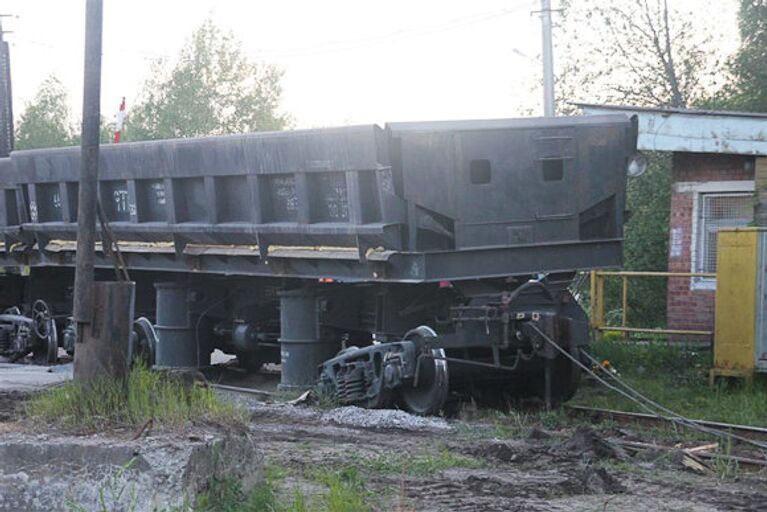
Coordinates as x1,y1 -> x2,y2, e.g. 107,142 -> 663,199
73,282 -> 135,382
72,1 -> 135,382
73,0 -> 103,325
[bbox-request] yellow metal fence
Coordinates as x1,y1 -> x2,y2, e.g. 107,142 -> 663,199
589,270 -> 716,339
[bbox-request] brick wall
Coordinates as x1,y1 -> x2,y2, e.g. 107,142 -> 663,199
666,153 -> 754,336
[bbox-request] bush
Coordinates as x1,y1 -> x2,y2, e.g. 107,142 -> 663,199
589,338 -> 709,380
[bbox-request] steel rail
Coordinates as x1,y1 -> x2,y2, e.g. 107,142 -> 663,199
564,404 -> 767,442
209,383 -> 274,400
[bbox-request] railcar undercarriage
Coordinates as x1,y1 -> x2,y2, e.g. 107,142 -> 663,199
0,267 -> 588,415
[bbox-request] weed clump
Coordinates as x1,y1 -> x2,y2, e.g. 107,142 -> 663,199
26,363 -> 246,432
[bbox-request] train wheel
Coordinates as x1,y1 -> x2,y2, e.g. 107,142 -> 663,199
400,326 -> 449,415
32,320 -> 58,365
130,317 -> 158,368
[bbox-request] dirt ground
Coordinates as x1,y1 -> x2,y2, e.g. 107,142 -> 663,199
1,362 -> 766,511
240,395 -> 767,512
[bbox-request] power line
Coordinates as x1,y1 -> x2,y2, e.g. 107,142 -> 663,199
249,2 -> 538,59
12,2 -> 538,62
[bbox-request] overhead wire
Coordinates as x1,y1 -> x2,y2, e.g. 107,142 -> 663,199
248,1 -> 539,59
12,1 -> 538,62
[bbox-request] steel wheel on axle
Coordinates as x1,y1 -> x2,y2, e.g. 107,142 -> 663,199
130,317 -> 157,368
401,326 -> 449,416
32,320 -> 58,365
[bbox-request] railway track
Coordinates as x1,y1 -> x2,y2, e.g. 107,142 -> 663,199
565,404 -> 767,442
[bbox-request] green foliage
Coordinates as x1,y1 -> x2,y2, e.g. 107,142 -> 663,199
15,75 -> 77,150
66,459 -> 139,512
26,363 -> 247,431
715,0 -> 767,111
573,340 -> 767,427
588,338 -> 708,378
607,153 -> 671,328
126,19 -> 289,141
314,467 -> 371,512
196,464 -> 371,512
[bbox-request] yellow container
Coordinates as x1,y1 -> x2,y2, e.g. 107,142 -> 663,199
711,228 -> 767,384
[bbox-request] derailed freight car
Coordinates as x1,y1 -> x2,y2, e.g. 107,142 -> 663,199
0,114 -> 638,413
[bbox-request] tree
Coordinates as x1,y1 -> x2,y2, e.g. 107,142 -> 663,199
555,0 -> 724,112
552,1 -> 722,328
15,76 -> 77,150
717,0 -> 767,111
125,19 -> 290,141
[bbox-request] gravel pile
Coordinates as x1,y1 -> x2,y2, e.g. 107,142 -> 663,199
247,398 -> 451,432
322,406 -> 451,431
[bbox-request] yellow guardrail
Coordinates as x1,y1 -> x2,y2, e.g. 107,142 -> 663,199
589,270 -> 716,338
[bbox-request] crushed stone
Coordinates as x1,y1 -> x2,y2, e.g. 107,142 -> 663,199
321,406 -> 451,431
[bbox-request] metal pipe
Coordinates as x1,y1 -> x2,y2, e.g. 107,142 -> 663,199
621,275 -> 628,339
73,0 -> 103,324
594,271 -> 716,278
596,326 -> 712,336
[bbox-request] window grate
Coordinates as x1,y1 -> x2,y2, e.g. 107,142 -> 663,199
697,193 -> 752,273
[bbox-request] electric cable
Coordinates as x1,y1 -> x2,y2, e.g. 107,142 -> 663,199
527,323 -> 767,452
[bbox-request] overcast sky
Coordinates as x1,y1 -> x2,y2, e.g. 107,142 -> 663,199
0,0 -> 740,130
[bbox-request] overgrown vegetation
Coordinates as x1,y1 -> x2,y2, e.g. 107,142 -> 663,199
572,339 -> 767,427
605,153 -> 672,328
196,464 -> 374,512
26,364 -> 246,432
194,445 -> 485,512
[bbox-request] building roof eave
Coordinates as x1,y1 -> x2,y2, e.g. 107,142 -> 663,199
573,103 -> 767,156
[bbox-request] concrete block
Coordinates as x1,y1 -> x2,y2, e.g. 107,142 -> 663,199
0,431 -> 262,511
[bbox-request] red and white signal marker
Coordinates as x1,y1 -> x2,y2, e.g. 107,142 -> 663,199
113,97 -> 126,143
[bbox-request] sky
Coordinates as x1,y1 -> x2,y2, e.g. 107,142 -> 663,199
0,0 -> 741,130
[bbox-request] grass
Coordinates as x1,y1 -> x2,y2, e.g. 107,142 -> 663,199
456,408 -> 573,440
360,446 -> 484,477
195,444 -> 482,512
571,339 -> 767,428
196,464 -> 374,512
26,363 -> 247,432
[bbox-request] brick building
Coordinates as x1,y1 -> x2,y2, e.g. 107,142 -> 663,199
578,104 -> 767,336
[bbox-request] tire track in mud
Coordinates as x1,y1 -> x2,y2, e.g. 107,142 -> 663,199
247,403 -> 767,511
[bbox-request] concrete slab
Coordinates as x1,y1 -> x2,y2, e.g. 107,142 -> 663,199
0,431 -> 262,511
0,363 -> 72,392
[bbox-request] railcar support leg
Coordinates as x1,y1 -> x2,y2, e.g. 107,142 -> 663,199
154,282 -> 207,368
278,289 -> 340,391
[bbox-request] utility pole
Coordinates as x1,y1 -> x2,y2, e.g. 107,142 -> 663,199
540,0 -> 555,116
73,0 -> 136,382
0,15 -> 14,157
73,0 -> 103,326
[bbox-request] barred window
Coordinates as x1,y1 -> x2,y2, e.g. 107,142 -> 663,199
696,193 -> 752,273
